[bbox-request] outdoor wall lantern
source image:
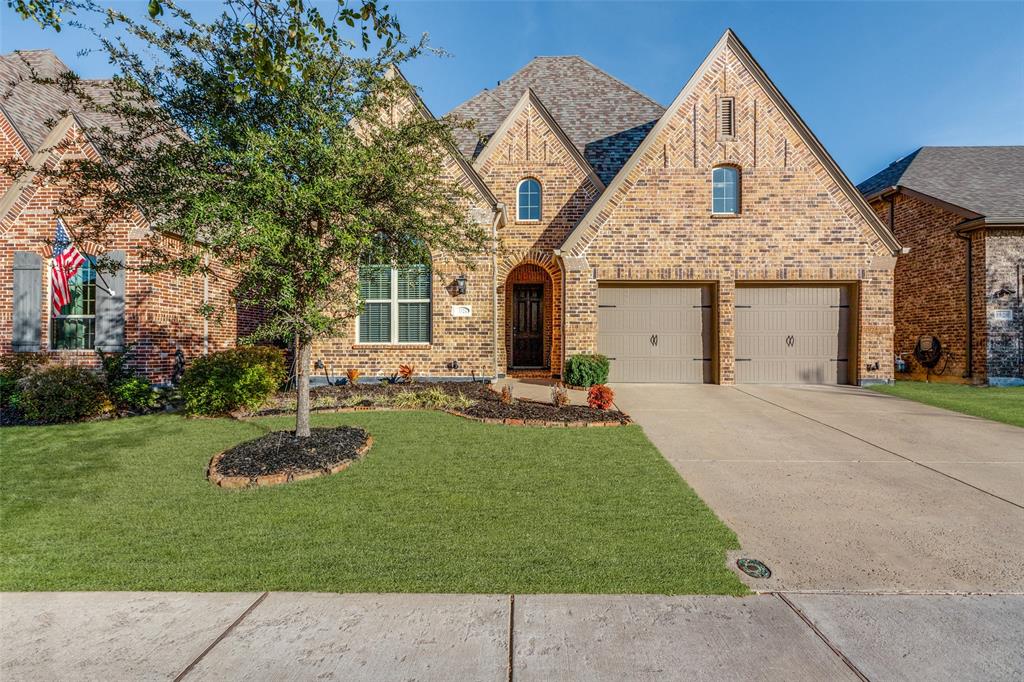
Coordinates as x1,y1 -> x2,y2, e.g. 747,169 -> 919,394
455,273 -> 468,296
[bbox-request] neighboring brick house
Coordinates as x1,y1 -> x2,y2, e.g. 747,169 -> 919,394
316,30 -> 901,385
860,147 -> 1024,385
1,50 -> 257,383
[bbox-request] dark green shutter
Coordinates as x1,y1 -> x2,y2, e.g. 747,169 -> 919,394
95,250 -> 125,351
12,252 -> 42,352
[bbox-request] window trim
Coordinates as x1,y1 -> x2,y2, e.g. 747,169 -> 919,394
516,177 -> 542,223
711,165 -> 741,216
356,265 -> 432,345
49,255 -> 97,351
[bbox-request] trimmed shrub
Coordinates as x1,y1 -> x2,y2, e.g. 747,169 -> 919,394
0,353 -> 47,409
180,346 -> 287,416
565,354 -> 610,388
17,365 -> 108,423
111,376 -> 158,412
587,384 -> 615,410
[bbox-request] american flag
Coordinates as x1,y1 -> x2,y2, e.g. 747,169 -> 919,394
51,220 -> 86,314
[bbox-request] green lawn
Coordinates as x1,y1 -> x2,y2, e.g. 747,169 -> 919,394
868,382 -> 1024,428
0,411 -> 745,594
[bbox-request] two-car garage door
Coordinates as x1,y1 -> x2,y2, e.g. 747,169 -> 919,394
596,284 -> 850,384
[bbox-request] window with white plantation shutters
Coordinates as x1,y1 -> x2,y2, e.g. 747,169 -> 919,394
358,264 -> 431,343
717,97 -> 735,139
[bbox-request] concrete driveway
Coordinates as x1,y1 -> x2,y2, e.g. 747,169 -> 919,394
612,384 -> 1024,593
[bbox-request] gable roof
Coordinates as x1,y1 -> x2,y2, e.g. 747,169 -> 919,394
858,146 -> 1024,224
472,88 -> 605,192
560,29 -> 902,256
388,65 -> 502,216
0,49 -> 118,153
448,56 -> 664,185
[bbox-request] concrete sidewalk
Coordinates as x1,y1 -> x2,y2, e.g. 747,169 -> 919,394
3,592 -> 1022,680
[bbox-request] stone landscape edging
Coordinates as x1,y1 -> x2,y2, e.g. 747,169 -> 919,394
207,434 -> 374,489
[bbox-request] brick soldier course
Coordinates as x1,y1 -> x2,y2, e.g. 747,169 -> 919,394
5,31 -> 907,386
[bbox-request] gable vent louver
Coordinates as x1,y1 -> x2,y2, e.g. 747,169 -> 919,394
718,97 -> 735,139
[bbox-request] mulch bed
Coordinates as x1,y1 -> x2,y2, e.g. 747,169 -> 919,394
208,426 -> 372,489
257,380 -> 630,426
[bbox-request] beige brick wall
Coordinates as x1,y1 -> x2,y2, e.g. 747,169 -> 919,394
566,45 -> 895,384
475,96 -> 601,376
312,152 -> 500,380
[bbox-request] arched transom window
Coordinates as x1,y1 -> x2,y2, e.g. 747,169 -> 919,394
517,178 -> 541,222
712,166 -> 740,215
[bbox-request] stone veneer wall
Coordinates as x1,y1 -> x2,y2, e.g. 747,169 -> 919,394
565,45 -> 895,385
985,229 -> 1024,383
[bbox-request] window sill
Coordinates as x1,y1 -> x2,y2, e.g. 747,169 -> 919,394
47,348 -> 97,353
352,343 -> 432,350
710,213 -> 741,218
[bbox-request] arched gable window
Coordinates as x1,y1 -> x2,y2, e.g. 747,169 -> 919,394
712,166 -> 740,215
517,178 -> 541,221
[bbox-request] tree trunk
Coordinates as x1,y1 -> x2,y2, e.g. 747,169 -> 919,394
295,335 -> 312,438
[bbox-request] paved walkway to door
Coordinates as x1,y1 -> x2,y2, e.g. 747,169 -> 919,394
612,384 -> 1024,593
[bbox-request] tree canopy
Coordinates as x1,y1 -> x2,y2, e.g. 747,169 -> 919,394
3,0 -> 491,436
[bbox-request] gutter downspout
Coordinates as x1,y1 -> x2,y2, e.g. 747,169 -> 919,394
955,231 -> 973,379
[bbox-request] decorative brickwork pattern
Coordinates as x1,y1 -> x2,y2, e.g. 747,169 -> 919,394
564,44 -> 895,384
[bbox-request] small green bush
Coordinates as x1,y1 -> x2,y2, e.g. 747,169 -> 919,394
0,353 -> 47,408
180,346 -> 287,416
111,376 -> 158,412
17,365 -> 108,424
564,354 -> 610,388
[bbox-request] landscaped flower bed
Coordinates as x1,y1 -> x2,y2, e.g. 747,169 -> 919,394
256,381 -> 631,426
207,426 -> 372,488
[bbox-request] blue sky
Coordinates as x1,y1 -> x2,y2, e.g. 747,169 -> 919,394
2,1 -> 1022,181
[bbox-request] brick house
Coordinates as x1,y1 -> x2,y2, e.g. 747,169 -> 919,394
5,30 -> 902,387
1,50 -> 257,383
316,29 -> 900,385
860,147 -> 1024,385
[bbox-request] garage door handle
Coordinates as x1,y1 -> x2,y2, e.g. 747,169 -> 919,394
649,334 -> 658,346
786,335 -> 795,347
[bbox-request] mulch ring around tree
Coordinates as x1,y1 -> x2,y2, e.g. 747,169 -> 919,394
207,426 -> 372,489
256,381 -> 631,426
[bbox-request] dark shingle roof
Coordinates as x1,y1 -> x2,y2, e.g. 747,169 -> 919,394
858,146 -> 1024,222
448,56 -> 665,185
0,49 -> 118,153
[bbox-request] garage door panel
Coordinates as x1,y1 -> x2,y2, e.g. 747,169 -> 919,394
736,359 -> 786,383
597,284 -> 711,384
735,285 -> 850,385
